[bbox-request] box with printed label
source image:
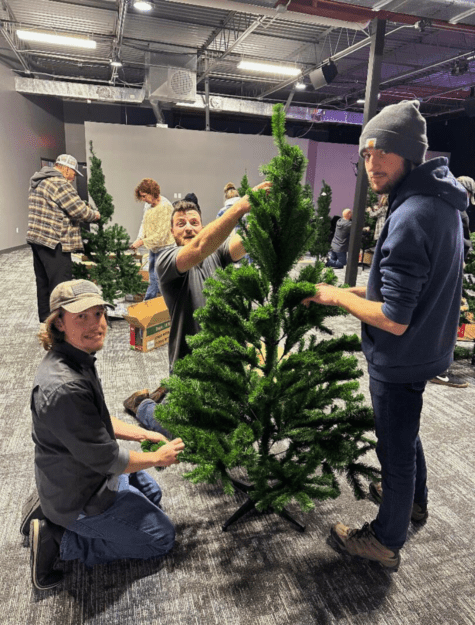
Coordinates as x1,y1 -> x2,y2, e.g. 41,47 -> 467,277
457,323 -> 475,341
124,297 -> 171,352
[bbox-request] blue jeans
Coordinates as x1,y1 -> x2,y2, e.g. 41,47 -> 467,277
136,398 -> 173,439
326,250 -> 347,268
369,377 -> 428,550
144,251 -> 160,300
60,471 -> 175,568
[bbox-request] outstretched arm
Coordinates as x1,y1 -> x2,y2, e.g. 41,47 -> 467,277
110,415 -> 169,444
302,284 -> 408,335
175,181 -> 271,273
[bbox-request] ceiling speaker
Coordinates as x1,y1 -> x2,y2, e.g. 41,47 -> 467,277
309,61 -> 338,90
463,97 -> 475,117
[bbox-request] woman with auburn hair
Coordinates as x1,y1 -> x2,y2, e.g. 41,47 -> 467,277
131,178 -> 174,300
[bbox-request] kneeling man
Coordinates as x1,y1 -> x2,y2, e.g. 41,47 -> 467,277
29,279 -> 184,590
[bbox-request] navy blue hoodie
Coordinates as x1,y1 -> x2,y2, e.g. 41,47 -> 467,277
362,157 -> 466,383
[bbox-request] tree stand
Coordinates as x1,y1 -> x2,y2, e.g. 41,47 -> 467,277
222,478 -> 306,533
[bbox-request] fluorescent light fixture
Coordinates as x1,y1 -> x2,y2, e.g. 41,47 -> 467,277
110,59 -> 123,68
295,81 -> 306,90
238,60 -> 301,77
449,8 -> 475,24
356,99 -> 365,104
17,30 -> 96,49
133,1 -> 153,10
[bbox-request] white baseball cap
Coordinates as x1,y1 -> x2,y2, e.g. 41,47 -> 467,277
55,154 -> 83,176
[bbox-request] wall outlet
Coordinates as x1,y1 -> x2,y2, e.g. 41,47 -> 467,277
174,193 -> 177,198
178,193 -> 182,199
16,227 -> 19,234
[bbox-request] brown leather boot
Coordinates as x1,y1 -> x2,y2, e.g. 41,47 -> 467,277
123,389 -> 149,415
149,386 -> 167,404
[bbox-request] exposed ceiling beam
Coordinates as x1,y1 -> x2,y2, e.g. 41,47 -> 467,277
0,0 -> 32,74
198,14 -> 267,84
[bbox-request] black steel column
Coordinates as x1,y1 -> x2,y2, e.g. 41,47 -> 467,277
345,18 -> 386,286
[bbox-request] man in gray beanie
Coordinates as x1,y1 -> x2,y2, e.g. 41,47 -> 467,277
303,100 -> 467,570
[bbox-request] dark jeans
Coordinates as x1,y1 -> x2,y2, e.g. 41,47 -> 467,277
136,398 -> 173,439
29,243 -> 72,322
326,250 -> 347,268
369,376 -> 428,550
61,472 -> 175,568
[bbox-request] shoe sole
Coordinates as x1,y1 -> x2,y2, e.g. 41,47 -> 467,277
429,378 -> 469,388
330,527 -> 399,572
20,493 -> 45,536
30,520 -> 62,591
369,483 -> 428,523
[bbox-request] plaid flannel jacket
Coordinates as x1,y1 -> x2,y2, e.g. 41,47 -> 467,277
27,174 -> 97,252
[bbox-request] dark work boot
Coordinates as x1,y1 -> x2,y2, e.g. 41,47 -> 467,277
123,389 -> 149,415
30,519 -> 64,590
20,491 -> 45,537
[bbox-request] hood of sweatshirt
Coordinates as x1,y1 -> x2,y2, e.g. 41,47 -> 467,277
30,166 -> 63,190
388,156 -> 468,216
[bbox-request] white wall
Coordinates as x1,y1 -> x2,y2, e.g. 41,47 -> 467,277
85,122 -> 309,238
0,63 -> 65,252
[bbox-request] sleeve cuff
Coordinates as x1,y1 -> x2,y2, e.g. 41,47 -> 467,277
108,446 -> 130,476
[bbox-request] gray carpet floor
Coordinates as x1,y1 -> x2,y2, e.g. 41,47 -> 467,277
1,247 -> 474,625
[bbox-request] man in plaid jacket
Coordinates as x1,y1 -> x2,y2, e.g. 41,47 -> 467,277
27,154 -> 100,324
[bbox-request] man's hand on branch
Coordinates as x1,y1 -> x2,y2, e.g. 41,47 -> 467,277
302,283 -> 341,307
155,438 -> 185,467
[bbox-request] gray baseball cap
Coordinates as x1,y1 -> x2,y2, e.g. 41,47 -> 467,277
50,280 -> 111,313
457,176 -> 475,205
55,154 -> 83,176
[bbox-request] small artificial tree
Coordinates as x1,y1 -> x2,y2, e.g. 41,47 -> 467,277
309,181 -> 332,260
146,105 -> 378,526
72,141 -> 145,303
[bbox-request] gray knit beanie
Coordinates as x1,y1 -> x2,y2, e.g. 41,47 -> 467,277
359,100 -> 428,164
457,176 -> 475,205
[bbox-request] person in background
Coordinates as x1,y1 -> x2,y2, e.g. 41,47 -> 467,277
25,279 -> 184,590
366,193 -> 389,242
217,182 -> 240,219
183,192 -> 200,213
130,178 -> 174,300
429,176 -> 473,388
326,208 -> 352,268
457,176 -> 475,233
27,154 -> 100,326
303,100 -> 465,571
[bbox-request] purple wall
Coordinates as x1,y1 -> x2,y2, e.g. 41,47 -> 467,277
305,141 -> 450,217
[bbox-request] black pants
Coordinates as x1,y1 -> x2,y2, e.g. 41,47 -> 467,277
29,243 -> 72,322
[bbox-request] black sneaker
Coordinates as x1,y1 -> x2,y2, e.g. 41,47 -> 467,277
30,519 -> 64,590
20,491 -> 45,537
429,371 -> 469,388
369,482 -> 428,523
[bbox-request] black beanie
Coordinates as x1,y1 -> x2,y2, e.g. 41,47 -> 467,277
359,100 -> 428,165
183,192 -> 200,211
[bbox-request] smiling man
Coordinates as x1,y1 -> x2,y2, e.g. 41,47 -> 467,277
123,182 -> 270,430
303,100 -> 466,571
27,280 -> 184,590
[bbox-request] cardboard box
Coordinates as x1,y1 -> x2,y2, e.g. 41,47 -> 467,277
124,297 -> 171,352
457,324 -> 475,341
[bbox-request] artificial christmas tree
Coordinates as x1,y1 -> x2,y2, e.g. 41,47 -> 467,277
309,181 -> 332,261
72,142 -> 145,303
145,104 -> 378,529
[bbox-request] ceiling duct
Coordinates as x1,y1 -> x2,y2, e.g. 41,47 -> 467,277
15,77 -> 145,104
146,53 -> 197,104
148,66 -> 197,103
